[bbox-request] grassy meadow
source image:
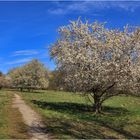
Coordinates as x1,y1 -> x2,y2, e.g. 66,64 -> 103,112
19,90 -> 140,139
0,90 -> 29,139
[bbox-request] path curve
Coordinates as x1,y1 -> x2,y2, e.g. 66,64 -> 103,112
12,94 -> 50,140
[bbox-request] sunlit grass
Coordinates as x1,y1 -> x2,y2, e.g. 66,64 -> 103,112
20,90 -> 140,139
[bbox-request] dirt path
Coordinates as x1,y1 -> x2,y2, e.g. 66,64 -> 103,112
12,94 -> 50,140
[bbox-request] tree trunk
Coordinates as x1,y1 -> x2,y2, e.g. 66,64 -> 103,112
28,88 -> 31,92
93,94 -> 102,113
20,88 -> 23,92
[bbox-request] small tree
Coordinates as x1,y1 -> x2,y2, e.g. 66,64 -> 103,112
8,67 -> 26,91
9,59 -> 49,91
50,19 -> 140,113
22,59 -> 49,91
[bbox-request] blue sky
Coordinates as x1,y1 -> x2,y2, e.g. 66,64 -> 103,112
0,1 -> 140,73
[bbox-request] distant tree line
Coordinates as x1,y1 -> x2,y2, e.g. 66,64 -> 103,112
0,59 -> 50,92
0,59 -> 62,92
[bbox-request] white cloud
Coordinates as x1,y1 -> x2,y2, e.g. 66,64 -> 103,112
48,8 -> 65,15
12,50 -> 39,56
48,2 -> 90,15
48,1 -> 140,15
6,58 -> 32,65
8,49 -> 49,65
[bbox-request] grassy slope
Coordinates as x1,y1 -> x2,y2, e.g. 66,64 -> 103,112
20,90 -> 140,139
0,90 -> 29,139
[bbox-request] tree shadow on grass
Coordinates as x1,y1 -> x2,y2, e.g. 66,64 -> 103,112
31,100 -> 130,116
31,100 -> 140,139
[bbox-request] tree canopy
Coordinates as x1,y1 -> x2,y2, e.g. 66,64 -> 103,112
9,59 -> 49,91
51,19 -> 140,113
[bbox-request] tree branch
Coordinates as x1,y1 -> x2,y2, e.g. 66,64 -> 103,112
100,82 -> 116,97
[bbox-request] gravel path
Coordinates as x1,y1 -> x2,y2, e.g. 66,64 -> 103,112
12,94 -> 50,140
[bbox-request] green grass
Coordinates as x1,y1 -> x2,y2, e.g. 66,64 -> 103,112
0,90 -> 29,139
20,90 -> 140,139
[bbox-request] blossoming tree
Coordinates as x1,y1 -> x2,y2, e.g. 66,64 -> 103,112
51,19 -> 140,113
9,59 -> 49,91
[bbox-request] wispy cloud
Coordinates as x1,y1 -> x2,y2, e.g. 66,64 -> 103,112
12,50 -> 39,56
6,58 -> 32,65
8,49 -> 49,65
48,2 -> 90,15
48,1 -> 140,15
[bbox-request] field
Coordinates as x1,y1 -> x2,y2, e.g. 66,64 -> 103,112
0,90 -> 140,139
19,90 -> 140,139
0,90 -> 29,139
